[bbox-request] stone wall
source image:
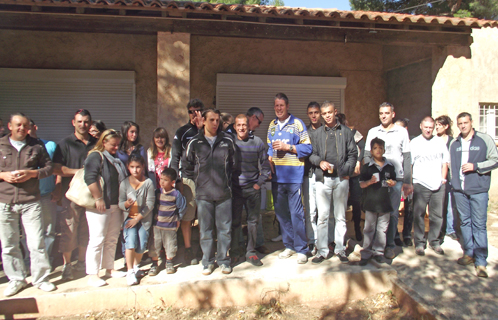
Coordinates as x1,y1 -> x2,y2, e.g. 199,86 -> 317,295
0,29 -> 157,143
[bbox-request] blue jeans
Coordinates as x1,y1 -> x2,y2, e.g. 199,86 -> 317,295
272,182 -> 308,255
197,198 -> 232,267
386,181 -> 403,249
453,192 -> 489,267
315,177 -> 349,256
0,201 -> 51,285
446,189 -> 456,235
123,218 -> 149,254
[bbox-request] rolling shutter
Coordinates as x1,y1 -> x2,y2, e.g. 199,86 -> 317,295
216,73 -> 346,143
0,68 -> 135,143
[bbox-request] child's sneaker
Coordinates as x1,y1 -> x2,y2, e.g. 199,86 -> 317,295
127,271 -> 138,286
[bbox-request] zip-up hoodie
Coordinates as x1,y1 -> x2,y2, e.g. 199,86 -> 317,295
309,123 -> 358,182
449,130 -> 498,195
186,129 -> 237,202
0,134 -> 53,204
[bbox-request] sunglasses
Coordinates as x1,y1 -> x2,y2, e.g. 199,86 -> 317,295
188,109 -> 202,114
254,115 -> 263,125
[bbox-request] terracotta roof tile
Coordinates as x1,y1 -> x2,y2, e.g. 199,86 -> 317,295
0,0 -> 496,28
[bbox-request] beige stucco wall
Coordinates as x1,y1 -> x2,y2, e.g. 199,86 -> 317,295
432,27 -> 498,198
189,35 -> 386,136
0,29 -> 157,143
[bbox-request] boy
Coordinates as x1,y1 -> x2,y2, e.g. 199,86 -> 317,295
359,138 -> 397,265
153,168 -> 186,274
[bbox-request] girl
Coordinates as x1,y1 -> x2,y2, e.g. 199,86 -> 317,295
119,154 -> 155,286
117,121 -> 148,172
147,127 -> 172,187
84,129 -> 128,287
89,120 -> 107,140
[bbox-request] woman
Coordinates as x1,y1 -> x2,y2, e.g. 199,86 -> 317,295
117,121 -> 148,171
147,127 -> 171,187
119,154 -> 155,286
84,129 -> 128,287
435,115 -> 457,241
89,120 -> 107,140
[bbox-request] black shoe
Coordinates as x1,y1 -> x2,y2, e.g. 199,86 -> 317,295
359,258 -> 369,266
447,233 -> 458,241
149,264 -> 159,276
184,248 -> 198,265
311,255 -> 325,265
337,251 -> 349,263
255,246 -> 270,254
415,247 -> 425,256
394,238 -> 403,247
403,238 -> 413,247
373,255 -> 384,264
247,254 -> 263,266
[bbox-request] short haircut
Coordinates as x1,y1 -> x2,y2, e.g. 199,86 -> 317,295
74,109 -> 92,120
379,102 -> 394,112
420,116 -> 435,124
9,112 -> 29,123
202,108 -> 221,119
246,107 -> 264,118
92,120 -> 107,132
187,99 -> 204,110
307,101 -> 320,110
235,114 -> 248,123
435,115 -> 453,136
127,153 -> 145,167
321,101 -> 335,110
275,93 -> 289,105
221,112 -> 233,123
161,167 -> 177,181
336,113 -> 346,125
457,112 -> 472,121
370,137 -> 385,150
395,118 -> 409,128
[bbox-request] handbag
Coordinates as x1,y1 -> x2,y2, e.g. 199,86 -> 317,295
65,151 -> 104,209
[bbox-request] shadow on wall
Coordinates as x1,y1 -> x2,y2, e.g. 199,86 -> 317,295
0,297 -> 39,319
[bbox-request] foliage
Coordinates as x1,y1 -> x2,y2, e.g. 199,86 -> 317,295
349,0 -> 498,19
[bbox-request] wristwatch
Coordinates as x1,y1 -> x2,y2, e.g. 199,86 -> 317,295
289,145 -> 294,152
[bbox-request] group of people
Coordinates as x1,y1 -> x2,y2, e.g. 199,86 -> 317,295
0,93 -> 496,298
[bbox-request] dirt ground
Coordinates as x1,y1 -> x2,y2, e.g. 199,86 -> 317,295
42,291 -> 413,320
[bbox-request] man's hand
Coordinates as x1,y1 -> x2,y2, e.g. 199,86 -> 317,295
462,163 -> 475,173
194,110 -> 204,129
319,161 -> 331,171
268,156 -> 275,174
0,171 -> 18,183
402,183 -> 413,197
9,170 -> 37,183
271,141 -> 288,152
354,161 -> 361,175
253,184 -> 261,190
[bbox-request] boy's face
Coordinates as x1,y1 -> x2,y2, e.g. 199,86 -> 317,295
371,143 -> 385,160
159,175 -> 175,191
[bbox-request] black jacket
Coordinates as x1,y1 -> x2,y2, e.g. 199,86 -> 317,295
186,130 -> 237,202
309,123 -> 358,182
171,122 -> 199,180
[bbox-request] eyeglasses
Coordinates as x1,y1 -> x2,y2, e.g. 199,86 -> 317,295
254,115 -> 263,125
188,109 -> 202,115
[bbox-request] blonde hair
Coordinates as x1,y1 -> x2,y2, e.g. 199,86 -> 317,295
89,129 -> 121,154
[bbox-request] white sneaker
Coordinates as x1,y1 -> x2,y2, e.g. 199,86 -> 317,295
297,253 -> 308,264
271,235 -> 283,242
37,281 -> 56,292
4,280 -> 27,297
278,248 -> 296,259
88,277 -> 107,287
127,271 -> 138,286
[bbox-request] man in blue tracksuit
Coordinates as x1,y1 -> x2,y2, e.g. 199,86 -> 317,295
267,93 -> 312,264
450,112 -> 498,278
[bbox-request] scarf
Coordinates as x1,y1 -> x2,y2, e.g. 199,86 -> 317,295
102,150 -> 128,182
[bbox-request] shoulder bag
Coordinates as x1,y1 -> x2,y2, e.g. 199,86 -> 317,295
66,151 -> 104,209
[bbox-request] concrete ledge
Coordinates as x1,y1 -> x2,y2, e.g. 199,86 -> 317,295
391,278 -> 444,320
0,257 -> 397,319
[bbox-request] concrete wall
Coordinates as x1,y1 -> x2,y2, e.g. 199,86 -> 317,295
0,29 -> 157,143
432,27 -> 498,198
189,35 -> 386,136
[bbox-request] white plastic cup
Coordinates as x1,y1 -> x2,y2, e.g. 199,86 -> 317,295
328,164 -> 334,174
373,173 -> 380,181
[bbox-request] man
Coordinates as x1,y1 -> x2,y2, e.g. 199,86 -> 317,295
52,109 -> 96,280
364,102 -> 412,259
303,102 -> 322,254
21,120 -> 58,266
410,117 -> 449,256
231,114 -> 271,266
309,102 -> 358,264
0,117 -> 6,137
267,93 -> 312,264
450,112 -> 498,278
186,109 -> 237,275
0,113 -> 56,297
170,99 -> 204,265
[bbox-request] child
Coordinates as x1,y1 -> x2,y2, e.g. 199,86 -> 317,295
119,154 -> 156,286
153,168 -> 186,274
359,138 -> 397,265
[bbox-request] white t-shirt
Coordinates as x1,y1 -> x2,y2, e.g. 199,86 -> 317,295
9,138 -> 26,152
410,135 -> 449,191
459,138 -> 471,190
277,116 -> 291,130
365,124 -> 410,180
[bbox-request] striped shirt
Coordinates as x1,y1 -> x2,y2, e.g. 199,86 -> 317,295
233,135 -> 271,188
155,188 -> 187,231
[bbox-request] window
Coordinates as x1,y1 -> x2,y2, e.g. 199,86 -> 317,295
216,74 -> 346,143
479,103 -> 498,140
